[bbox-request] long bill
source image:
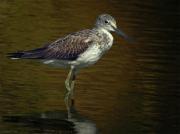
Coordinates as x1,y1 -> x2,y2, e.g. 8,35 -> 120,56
113,27 -> 133,42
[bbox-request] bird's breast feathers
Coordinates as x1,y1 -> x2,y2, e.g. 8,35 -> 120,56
73,44 -> 102,67
73,30 -> 114,68
22,29 -> 114,68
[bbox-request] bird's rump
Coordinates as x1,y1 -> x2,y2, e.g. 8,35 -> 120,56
8,30 -> 95,61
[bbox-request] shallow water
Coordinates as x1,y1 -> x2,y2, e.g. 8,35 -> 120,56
0,0 -> 180,134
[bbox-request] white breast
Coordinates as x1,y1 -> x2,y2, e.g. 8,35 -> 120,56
73,45 -> 102,68
42,29 -> 114,69
73,30 -> 114,68
101,29 -> 113,48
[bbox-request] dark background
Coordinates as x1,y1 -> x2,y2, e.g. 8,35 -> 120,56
0,0 -> 179,134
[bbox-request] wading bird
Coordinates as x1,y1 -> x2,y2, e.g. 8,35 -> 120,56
8,14 -> 131,118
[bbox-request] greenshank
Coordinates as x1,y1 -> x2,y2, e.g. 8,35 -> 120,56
8,14 -> 131,118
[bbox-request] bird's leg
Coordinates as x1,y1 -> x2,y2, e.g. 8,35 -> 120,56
70,73 -> 76,111
64,66 -> 76,118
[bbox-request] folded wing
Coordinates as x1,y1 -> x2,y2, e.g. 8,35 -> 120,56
8,30 -> 94,61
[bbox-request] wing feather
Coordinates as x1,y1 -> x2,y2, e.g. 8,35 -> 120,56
42,30 -> 94,60
8,29 -> 96,60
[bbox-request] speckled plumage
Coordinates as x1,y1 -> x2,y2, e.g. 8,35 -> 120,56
8,13 -> 131,69
42,27 -> 113,68
8,27 -> 113,68
8,14 -> 131,118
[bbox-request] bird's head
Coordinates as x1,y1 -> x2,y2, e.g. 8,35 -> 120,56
95,14 -> 132,41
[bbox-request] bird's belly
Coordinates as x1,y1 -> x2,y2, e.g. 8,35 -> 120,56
42,59 -> 71,68
41,46 -> 102,69
42,43 -> 112,69
73,45 -> 103,68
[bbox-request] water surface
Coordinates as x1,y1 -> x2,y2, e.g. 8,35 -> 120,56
0,0 -> 179,134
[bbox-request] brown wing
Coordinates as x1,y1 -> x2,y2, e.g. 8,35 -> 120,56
8,29 -> 95,60
43,30 -> 94,60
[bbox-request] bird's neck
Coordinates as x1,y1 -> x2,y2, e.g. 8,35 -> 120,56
96,27 -> 113,40
94,27 -> 113,37
93,27 -> 114,51
94,26 -> 109,33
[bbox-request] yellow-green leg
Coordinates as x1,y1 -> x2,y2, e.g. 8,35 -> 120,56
64,66 -> 76,119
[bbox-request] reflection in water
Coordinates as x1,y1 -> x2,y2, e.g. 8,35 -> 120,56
2,110 -> 97,134
0,0 -> 180,134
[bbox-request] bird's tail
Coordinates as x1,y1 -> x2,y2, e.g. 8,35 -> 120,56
7,52 -> 26,59
7,47 -> 47,59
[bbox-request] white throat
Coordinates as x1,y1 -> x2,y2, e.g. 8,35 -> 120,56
100,28 -> 113,40
97,28 -> 114,51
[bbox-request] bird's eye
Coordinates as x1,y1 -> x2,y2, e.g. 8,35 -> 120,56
105,20 -> 109,24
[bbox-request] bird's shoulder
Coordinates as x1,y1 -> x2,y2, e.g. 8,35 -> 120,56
49,29 -> 101,47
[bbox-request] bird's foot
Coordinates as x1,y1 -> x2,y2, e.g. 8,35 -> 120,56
67,110 -> 72,119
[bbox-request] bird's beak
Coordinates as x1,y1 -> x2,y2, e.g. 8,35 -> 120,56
113,26 -> 133,42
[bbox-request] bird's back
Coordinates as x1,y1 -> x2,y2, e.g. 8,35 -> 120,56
8,29 -> 101,61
